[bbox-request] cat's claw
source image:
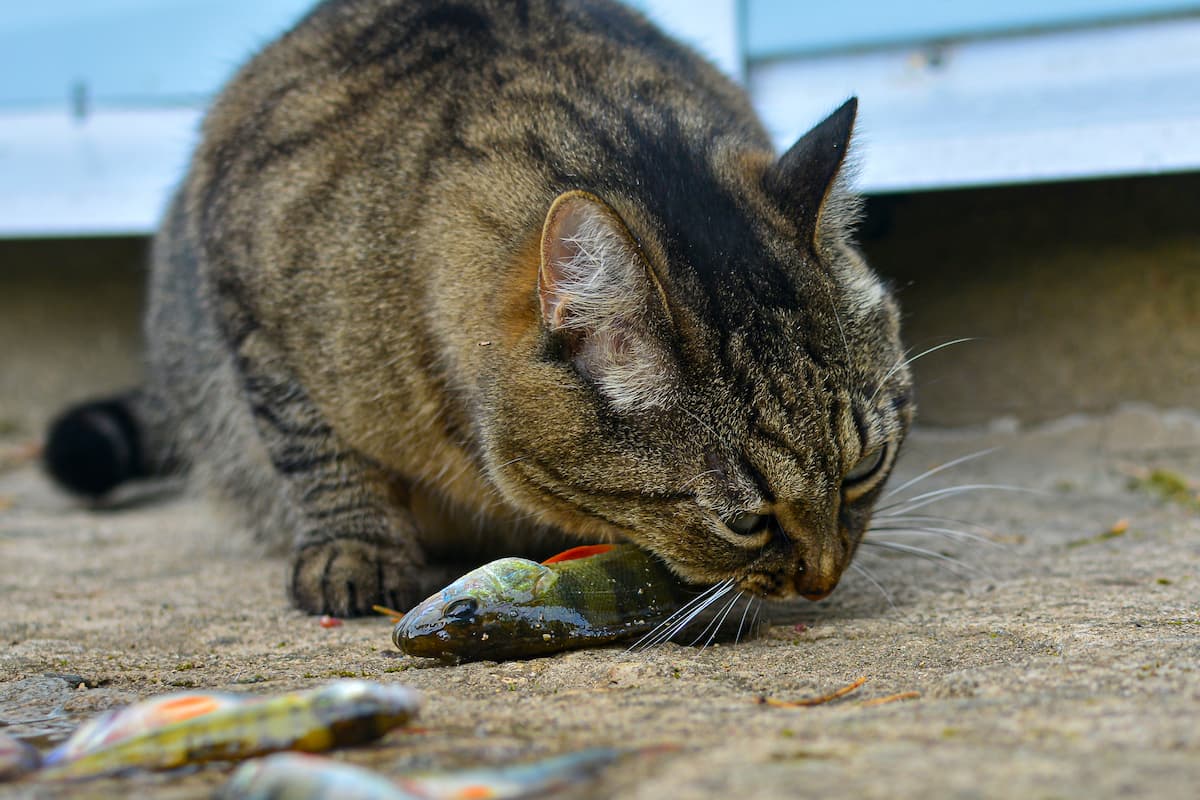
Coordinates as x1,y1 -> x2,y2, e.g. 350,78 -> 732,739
289,539 -> 424,617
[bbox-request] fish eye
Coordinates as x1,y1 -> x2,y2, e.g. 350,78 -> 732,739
727,512 -> 769,536
844,444 -> 887,485
443,598 -> 479,624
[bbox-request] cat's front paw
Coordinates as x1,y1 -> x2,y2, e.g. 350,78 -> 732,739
289,539 -> 423,616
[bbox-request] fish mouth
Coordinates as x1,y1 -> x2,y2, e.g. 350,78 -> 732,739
392,616 -> 474,662
391,600 -> 469,659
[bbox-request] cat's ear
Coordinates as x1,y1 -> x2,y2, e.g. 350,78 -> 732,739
766,97 -> 857,244
538,191 -> 675,411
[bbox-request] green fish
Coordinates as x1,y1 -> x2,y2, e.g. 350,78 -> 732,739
38,680 -> 420,781
393,545 -> 696,662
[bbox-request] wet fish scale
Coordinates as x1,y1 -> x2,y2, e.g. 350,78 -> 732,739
393,544 -> 695,662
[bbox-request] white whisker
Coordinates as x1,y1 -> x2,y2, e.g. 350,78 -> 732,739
693,591 -> 743,650
628,579 -> 733,652
821,277 -> 852,367
651,580 -> 735,649
867,524 -> 1005,549
860,539 -> 983,577
870,337 -> 975,404
850,562 -> 896,611
898,337 -> 977,370
873,513 -> 995,534
748,598 -> 763,637
877,483 -> 1039,516
734,595 -> 757,645
882,447 -> 1000,500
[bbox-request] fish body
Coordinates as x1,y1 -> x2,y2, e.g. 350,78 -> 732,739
393,747 -> 626,799
220,753 -> 415,800
39,680 -> 419,781
393,544 -> 693,662
0,731 -> 41,782
220,747 -> 629,800
44,691 -> 245,766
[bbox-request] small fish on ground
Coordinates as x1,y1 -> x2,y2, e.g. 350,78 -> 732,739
393,544 -> 697,662
44,691 -> 244,767
37,680 -> 419,781
0,731 -> 42,782
220,747 -> 638,800
219,753 -> 403,800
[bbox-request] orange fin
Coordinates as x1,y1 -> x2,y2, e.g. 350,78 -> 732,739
541,544 -> 616,564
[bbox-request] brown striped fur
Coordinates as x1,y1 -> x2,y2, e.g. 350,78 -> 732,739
101,0 -> 912,614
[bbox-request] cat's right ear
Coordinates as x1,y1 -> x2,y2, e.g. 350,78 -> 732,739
538,191 -> 675,411
765,97 -> 858,245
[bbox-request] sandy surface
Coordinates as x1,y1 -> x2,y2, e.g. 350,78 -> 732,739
1,405 -> 1198,799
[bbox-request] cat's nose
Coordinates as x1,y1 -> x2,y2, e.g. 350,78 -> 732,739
794,544 -> 844,599
797,572 -> 839,601
772,506 -> 847,600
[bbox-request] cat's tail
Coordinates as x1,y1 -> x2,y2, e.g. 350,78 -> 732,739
43,389 -> 178,498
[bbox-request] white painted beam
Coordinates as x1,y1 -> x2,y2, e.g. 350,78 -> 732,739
749,16 -> 1200,192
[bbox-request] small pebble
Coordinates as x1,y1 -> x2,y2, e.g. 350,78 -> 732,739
319,615 -> 343,628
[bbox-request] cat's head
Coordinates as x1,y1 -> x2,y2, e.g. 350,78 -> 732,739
483,99 -> 913,600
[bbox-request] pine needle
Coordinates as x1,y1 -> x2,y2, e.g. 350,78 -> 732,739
860,691 -> 921,708
756,676 -> 869,707
372,604 -> 406,623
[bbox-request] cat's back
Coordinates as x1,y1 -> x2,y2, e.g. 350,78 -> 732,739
191,0 -> 765,211
212,0 -> 752,115
152,0 -> 776,499
180,0 -> 772,411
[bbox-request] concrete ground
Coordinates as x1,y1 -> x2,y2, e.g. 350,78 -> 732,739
1,405 -> 1197,799
1,173 -> 1197,798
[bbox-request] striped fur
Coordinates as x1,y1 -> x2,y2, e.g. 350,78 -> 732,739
73,0 -> 912,614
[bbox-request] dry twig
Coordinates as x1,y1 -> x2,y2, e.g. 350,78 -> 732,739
372,604 -> 406,623
757,676 -> 869,708
860,691 -> 921,708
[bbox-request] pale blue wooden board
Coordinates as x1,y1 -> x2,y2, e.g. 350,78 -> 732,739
2,1 -> 1198,235
0,0 -> 314,108
745,0 -> 1200,58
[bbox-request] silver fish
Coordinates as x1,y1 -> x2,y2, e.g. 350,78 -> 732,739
220,747 -> 631,800
0,731 -> 41,782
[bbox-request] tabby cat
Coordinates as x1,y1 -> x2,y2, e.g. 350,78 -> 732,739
45,0 -> 913,616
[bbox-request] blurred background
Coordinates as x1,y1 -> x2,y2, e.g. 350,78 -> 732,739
1,0 -> 1198,436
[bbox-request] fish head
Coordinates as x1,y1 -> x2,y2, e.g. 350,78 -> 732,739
392,557 -> 558,661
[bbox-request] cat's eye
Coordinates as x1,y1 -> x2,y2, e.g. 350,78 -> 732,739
845,445 -> 887,485
727,512 -> 769,536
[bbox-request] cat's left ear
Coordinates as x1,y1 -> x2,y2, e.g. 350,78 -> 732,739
538,190 -> 676,411
765,97 -> 857,245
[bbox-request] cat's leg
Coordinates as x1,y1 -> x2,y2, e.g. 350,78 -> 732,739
229,329 -> 426,616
